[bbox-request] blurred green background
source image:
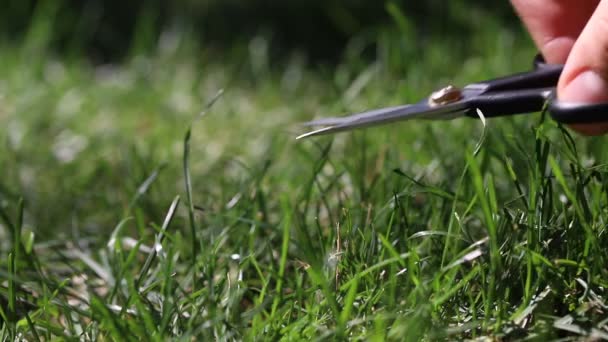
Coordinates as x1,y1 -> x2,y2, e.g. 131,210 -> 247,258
0,1 -> 540,239
2,0 -> 520,62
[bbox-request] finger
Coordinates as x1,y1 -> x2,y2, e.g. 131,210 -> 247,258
511,0 -> 598,63
558,0 -> 608,135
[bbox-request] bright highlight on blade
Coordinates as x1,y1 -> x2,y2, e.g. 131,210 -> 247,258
296,126 -> 341,140
297,101 -> 467,139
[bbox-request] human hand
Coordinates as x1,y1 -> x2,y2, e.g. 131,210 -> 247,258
511,0 -> 608,135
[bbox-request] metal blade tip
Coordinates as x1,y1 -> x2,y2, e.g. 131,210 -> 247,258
296,126 -> 337,140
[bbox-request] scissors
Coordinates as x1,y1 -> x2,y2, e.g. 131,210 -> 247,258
297,55 -> 608,139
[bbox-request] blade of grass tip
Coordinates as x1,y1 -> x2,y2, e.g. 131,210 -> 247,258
270,196 -> 292,319
128,163 -> 166,211
136,196 -> 180,290
195,88 -> 224,121
183,128 -> 198,262
107,217 -> 134,252
23,230 -> 35,255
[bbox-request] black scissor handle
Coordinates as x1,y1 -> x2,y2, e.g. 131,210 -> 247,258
533,54 -> 551,70
468,62 -> 562,93
535,54 -> 608,123
467,53 -> 560,93
550,100 -> 608,123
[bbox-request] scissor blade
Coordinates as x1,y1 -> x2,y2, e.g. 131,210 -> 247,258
303,105 -> 415,127
297,101 -> 467,139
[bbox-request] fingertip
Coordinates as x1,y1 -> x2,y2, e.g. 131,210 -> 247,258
540,36 -> 575,64
560,70 -> 608,103
511,0 -> 598,63
557,0 -> 608,135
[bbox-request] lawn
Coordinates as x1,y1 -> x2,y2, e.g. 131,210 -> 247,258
2,4 -> 608,340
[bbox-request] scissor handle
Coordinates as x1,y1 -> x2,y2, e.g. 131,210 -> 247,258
550,99 -> 608,123
468,63 -> 562,93
533,54 -> 608,123
533,54 -> 551,70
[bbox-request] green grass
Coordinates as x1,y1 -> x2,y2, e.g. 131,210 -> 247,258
3,8 -> 608,340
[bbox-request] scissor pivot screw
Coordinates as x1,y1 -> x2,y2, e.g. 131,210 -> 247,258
428,85 -> 463,107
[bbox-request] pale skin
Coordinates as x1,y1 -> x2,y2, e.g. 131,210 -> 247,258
511,0 -> 608,135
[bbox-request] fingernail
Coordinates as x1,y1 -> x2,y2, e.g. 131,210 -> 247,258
560,70 -> 608,103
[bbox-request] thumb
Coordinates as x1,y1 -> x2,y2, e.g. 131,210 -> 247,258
558,0 -> 608,135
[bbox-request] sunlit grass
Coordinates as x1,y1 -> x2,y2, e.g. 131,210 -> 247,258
2,6 -> 608,340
